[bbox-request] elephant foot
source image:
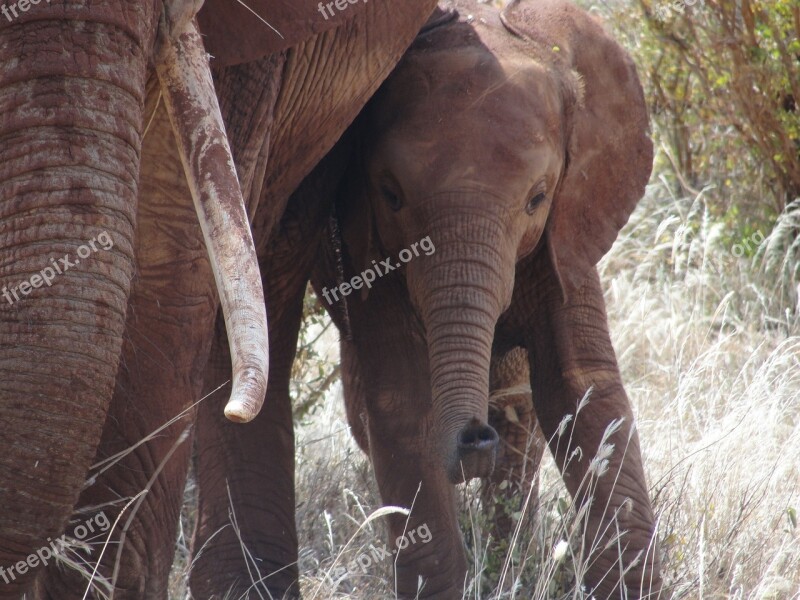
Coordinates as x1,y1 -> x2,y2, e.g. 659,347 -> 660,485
189,544 -> 300,600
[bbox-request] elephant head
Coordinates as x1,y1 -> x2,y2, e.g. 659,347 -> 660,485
339,0 -> 652,485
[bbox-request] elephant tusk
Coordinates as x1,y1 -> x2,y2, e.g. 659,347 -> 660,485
156,19 -> 268,423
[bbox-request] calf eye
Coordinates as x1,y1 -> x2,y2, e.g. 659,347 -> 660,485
526,192 -> 547,215
380,184 -> 403,211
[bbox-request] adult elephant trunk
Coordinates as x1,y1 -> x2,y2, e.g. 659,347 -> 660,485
0,6 -> 159,592
406,197 -> 516,484
0,5 -> 267,592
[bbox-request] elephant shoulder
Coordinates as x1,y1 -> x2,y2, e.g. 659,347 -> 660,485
198,0 -> 374,66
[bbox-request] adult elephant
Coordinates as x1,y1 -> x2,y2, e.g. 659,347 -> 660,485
304,0 -> 660,597
0,0 -> 437,598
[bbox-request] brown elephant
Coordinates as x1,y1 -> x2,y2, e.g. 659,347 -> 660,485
0,1 -> 438,598
303,0 -> 662,597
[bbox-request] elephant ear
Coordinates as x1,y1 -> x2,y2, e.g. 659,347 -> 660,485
337,139 -> 384,302
197,0 -> 374,67
502,0 -> 653,296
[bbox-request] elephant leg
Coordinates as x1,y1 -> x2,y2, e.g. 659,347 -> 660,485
343,286 -> 467,600
190,144 -> 345,599
365,389 -> 468,599
39,88 -> 220,599
516,257 -> 661,598
191,303 -> 300,599
341,337 -> 370,455
482,347 -> 546,542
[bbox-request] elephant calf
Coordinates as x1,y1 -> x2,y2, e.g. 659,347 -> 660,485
310,0 -> 662,597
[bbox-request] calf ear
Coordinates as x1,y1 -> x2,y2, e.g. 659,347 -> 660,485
503,0 -> 653,296
337,142 -> 383,302
197,0 -> 373,66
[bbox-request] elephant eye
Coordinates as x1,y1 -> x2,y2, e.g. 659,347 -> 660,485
380,183 -> 403,211
526,192 -> 547,215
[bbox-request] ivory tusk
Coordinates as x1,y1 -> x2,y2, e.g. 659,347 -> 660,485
156,19 -> 268,423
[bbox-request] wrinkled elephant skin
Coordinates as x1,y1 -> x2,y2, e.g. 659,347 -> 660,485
0,0 -> 438,598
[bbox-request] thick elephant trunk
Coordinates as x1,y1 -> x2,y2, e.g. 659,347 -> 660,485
406,202 -> 516,483
0,6 -> 268,593
0,7 -> 157,592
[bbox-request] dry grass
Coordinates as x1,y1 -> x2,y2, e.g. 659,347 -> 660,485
598,186 -> 800,600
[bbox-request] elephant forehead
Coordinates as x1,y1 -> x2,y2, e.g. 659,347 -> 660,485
372,54 -> 563,194
382,49 -> 561,142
